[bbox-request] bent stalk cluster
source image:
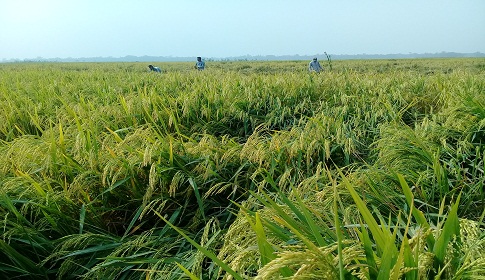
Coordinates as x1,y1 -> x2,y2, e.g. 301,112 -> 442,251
0,59 -> 484,279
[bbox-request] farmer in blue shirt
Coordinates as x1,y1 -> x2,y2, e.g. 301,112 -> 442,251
148,65 -> 161,73
195,57 -> 205,70
308,58 -> 323,73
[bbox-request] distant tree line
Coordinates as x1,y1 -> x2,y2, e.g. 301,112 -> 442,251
2,52 -> 484,63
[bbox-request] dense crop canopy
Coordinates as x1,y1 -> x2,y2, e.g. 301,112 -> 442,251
0,59 -> 484,279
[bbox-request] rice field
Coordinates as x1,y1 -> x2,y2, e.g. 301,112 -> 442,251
0,58 -> 484,279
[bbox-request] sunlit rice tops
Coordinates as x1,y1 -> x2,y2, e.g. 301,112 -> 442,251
0,58 -> 484,279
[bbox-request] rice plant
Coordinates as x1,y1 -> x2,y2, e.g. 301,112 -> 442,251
0,58 -> 484,279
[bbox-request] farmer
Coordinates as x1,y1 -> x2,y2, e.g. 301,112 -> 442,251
195,57 -> 205,70
148,65 -> 161,73
308,57 -> 323,73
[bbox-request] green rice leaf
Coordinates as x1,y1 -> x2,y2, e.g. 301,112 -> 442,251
79,203 -> 86,234
121,205 -> 144,239
0,240 -> 46,277
153,210 -> 243,280
250,190 -> 307,239
433,193 -> 461,267
402,237 -> 418,280
338,168 -> 395,255
250,212 -> 276,266
359,225 -> 378,279
188,177 -> 206,222
333,182 -> 345,280
376,224 -> 398,280
391,199 -> 417,280
63,243 -> 122,258
291,189 -> 328,246
176,262 -> 200,280
398,173 -> 435,248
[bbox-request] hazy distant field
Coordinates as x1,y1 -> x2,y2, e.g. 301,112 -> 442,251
1,58 -> 484,279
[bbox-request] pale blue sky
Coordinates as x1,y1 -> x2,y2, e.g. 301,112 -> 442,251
1,0 -> 484,60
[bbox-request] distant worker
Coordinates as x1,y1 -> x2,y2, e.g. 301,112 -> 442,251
195,57 -> 205,70
148,65 -> 161,73
308,57 -> 323,73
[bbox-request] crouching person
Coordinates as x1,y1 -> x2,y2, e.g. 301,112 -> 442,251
148,65 -> 161,73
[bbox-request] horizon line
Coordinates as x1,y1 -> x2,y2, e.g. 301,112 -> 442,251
2,51 -> 485,62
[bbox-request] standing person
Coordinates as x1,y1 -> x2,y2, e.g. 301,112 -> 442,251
195,57 -> 205,70
308,57 -> 323,73
148,65 -> 161,73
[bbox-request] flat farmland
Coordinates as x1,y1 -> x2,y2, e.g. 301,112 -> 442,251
1,58 -> 484,279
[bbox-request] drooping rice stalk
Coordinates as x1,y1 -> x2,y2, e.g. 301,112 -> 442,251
0,59 -> 483,279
